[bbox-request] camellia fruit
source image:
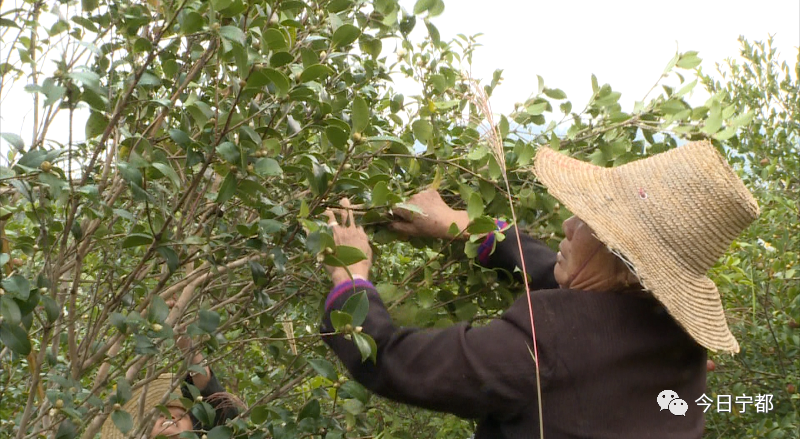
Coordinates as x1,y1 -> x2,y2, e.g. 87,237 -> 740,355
706,360 -> 716,372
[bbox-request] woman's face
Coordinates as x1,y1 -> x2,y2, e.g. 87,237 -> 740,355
150,406 -> 192,438
554,216 -> 603,288
554,216 -> 634,291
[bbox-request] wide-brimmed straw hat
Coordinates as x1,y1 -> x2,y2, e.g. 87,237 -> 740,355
101,374 -> 185,439
533,140 -> 759,353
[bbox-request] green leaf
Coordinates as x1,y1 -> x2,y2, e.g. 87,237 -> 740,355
731,110 -> 755,128
329,310 -> 352,331
157,247 -> 179,273
544,88 -> 567,100
138,72 -> 161,87
111,409 -> 133,434
254,158 -> 282,176
110,313 -> 127,334
121,233 -> 153,248
191,401 -> 216,427
148,296 -> 170,324
151,162 -> 181,188
216,142 -> 240,164
207,426 -> 232,439
713,126 -> 738,141
262,68 -> 290,96
0,296 -> 22,326
0,323 -> 31,355
340,380 -> 369,403
412,119 -> 432,143
212,0 -> 232,10
85,111 -> 108,138
675,79 -> 697,98
351,96 -> 369,133
198,309 -> 220,333
55,419 -> 77,439
42,295 -> 60,323
0,254 -> 7,267
352,332 -> 377,362
702,106 -> 723,135
427,74 -> 446,93
326,126 -> 349,149
467,217 -> 498,234
342,291 -> 369,326
297,399 -> 320,421
300,64 -> 334,83
413,0 -> 436,14
118,163 -> 143,188
257,221 -> 283,237
216,172 -> 237,204
660,100 -> 688,115
270,51 -> 293,67
263,28 -> 287,51
331,24 -> 361,49
1,275 -> 30,301
677,52 -> 702,69
251,406 -> 270,424
371,181 -> 389,206
307,358 -> 338,381
467,192 -> 483,221
517,143 -> 534,166
71,70 -> 102,91
324,245 -> 368,267
169,129 -> 191,146
359,36 -> 383,59
181,11 -> 204,34
219,25 -> 245,45
1,133 -> 24,150
525,102 -> 547,116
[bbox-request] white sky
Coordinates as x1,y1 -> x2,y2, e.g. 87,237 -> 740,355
396,0 -> 800,114
1,1 -> 798,158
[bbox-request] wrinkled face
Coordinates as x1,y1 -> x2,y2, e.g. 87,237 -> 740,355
554,216 -> 633,291
554,216 -> 605,288
150,406 -> 192,439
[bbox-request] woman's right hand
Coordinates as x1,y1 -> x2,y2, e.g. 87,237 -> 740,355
389,189 -> 470,240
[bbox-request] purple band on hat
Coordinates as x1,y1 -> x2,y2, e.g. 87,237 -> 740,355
478,219 -> 508,265
326,278 -> 374,310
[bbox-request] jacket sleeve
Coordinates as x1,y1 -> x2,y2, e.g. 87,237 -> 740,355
481,225 -> 559,291
184,368 -> 239,428
321,224 -> 559,419
322,283 -> 555,420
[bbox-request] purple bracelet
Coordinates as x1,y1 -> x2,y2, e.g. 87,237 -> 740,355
326,278 -> 374,310
477,219 -> 509,265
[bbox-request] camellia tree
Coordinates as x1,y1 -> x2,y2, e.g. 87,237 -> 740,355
699,36 -> 799,438
0,0 -> 797,436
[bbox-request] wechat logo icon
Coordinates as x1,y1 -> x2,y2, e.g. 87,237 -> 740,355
658,390 -> 688,416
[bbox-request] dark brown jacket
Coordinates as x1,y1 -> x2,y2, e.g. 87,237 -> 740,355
322,227 -> 707,438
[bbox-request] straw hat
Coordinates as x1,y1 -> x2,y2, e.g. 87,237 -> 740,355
101,374 -> 185,439
533,140 -> 759,353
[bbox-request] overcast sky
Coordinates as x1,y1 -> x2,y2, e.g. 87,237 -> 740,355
395,0 -> 799,114
1,1 -> 798,157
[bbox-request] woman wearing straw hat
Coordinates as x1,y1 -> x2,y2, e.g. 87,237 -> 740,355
101,335 -> 240,438
321,141 -> 758,438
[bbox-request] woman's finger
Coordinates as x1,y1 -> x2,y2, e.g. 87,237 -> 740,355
344,199 -> 355,227
389,221 -> 416,236
390,206 -> 411,222
324,209 -> 338,226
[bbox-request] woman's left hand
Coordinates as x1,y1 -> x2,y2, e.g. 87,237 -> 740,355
323,198 -> 372,285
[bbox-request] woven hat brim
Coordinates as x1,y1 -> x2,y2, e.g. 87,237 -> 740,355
101,374 -> 184,439
533,146 -> 740,353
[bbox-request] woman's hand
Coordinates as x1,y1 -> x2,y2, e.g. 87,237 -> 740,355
390,189 -> 470,240
324,198 -> 372,285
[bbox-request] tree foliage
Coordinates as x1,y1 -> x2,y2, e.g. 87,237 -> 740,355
0,0 -> 797,437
